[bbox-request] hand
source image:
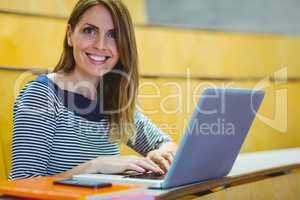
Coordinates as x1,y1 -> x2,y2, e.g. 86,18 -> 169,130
147,150 -> 174,174
147,142 -> 177,174
90,155 -> 164,174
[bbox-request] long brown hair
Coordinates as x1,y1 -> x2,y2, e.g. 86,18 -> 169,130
54,0 -> 139,143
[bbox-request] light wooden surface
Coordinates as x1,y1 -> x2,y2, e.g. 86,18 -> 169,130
199,171 -> 300,200
136,27 -> 300,77
229,148 -> 300,176
0,148 -> 300,199
1,12 -> 300,77
143,148 -> 300,200
0,0 -> 145,23
0,0 -> 75,17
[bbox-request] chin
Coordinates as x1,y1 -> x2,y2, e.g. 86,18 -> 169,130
85,65 -> 111,77
94,70 -> 112,78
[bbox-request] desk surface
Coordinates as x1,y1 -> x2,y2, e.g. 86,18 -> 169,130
144,148 -> 300,200
229,148 -> 300,176
1,148 -> 300,200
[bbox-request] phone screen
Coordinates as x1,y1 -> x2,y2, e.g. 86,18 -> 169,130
53,178 -> 112,189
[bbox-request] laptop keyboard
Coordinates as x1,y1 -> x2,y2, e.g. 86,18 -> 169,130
124,172 -> 165,180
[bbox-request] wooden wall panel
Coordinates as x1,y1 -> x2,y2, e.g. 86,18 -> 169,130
0,71 -> 36,180
0,138 -> 6,180
122,0 -> 145,24
136,78 -> 300,152
1,12 -> 300,78
0,0 -> 145,23
0,13 -> 65,68
0,0 -> 74,17
136,27 -> 300,77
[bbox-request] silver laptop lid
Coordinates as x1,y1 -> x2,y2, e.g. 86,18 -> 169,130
162,88 -> 265,189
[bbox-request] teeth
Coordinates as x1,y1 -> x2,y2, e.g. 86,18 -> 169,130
88,54 -> 106,61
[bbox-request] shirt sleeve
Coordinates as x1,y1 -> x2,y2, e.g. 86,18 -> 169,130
9,82 -> 57,180
127,111 -> 172,156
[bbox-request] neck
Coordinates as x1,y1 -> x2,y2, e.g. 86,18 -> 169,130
64,69 -> 101,101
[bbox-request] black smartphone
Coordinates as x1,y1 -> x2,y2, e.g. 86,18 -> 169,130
53,178 -> 112,189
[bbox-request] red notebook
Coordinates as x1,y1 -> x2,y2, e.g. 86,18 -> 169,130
0,176 -> 153,200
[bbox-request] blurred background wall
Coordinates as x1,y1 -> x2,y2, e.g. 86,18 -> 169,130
0,0 -> 299,180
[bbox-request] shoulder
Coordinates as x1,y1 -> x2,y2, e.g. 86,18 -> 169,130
134,110 -> 148,123
15,75 -> 59,109
134,110 -> 157,129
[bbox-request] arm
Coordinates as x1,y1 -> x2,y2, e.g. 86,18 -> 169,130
147,141 -> 178,173
10,82 -> 56,180
11,83 -> 161,179
53,155 -> 163,178
156,141 -> 178,155
53,112 -> 169,178
127,111 -> 178,173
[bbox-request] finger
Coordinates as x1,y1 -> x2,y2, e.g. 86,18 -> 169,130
168,151 -> 176,157
146,152 -> 165,173
126,163 -> 146,173
135,159 -> 162,174
126,156 -> 159,173
151,155 -> 170,173
144,157 -> 164,174
162,152 -> 174,165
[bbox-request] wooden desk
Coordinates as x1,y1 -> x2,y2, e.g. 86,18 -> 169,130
0,148 -> 300,200
198,171 -> 300,200
142,148 -> 300,200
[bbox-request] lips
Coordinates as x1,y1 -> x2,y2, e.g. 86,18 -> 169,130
86,53 -> 111,64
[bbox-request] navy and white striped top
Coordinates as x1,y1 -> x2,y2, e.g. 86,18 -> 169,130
9,75 -> 171,180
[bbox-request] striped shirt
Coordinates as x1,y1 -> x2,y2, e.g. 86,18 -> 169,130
9,75 -> 171,180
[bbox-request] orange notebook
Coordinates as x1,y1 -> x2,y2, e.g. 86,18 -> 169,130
0,177 -> 152,200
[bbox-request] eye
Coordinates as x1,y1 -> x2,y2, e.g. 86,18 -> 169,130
83,27 -> 96,35
107,30 -> 116,39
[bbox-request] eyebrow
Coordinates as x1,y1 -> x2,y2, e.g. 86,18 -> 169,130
85,23 -> 99,30
84,23 -> 115,32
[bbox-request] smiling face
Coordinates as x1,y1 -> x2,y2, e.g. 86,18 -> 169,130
53,0 -> 139,142
67,4 -> 119,79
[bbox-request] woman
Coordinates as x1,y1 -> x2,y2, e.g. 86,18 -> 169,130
10,0 -> 177,180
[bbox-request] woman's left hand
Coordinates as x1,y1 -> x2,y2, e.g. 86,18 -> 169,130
146,142 -> 177,174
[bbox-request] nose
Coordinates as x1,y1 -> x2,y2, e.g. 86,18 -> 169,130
94,33 -> 107,50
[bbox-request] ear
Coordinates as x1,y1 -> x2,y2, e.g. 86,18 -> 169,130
67,24 -> 73,47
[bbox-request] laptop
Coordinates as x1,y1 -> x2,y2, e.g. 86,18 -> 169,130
74,88 -> 265,189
